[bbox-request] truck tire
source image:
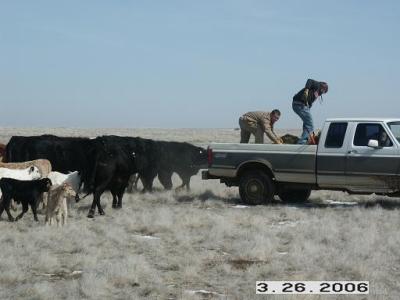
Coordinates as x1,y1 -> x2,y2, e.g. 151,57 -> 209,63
278,188 -> 311,203
239,170 -> 275,205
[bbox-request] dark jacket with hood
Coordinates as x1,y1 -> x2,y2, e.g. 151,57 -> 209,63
293,79 -> 323,108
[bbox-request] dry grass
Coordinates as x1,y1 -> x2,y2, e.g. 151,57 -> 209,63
0,128 -> 399,299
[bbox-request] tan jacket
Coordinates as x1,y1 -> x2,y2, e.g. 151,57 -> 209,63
242,111 -> 281,143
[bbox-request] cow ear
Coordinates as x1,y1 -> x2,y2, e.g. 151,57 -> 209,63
132,151 -> 136,157
29,166 -> 34,173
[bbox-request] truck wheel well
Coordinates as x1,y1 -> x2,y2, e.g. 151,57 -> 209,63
237,163 -> 274,180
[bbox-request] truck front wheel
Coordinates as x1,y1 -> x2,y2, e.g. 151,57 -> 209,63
239,170 -> 275,205
278,188 -> 311,203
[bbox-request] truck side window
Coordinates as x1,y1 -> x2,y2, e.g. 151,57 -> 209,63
325,122 -> 348,148
388,122 -> 400,143
354,123 -> 393,147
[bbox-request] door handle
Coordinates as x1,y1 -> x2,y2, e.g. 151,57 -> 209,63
347,150 -> 358,154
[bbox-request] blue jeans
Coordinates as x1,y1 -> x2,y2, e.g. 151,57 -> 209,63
292,102 -> 314,144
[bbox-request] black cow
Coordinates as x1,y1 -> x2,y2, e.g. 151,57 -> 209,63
5,135 -> 97,190
97,136 -> 207,192
94,136 -> 160,192
81,137 -> 137,218
155,141 -> 207,190
0,178 -> 52,222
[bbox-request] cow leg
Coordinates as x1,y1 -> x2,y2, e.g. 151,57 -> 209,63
75,180 -> 83,202
0,196 -> 14,222
62,200 -> 68,225
30,200 -> 39,222
140,174 -> 155,193
62,212 -> 66,226
111,192 -> 118,208
126,174 -> 138,193
175,178 -> 186,191
96,196 -> 105,216
175,175 -> 191,191
88,180 -> 108,218
0,197 -> 4,218
40,193 -> 48,212
158,170 -> 173,190
88,188 -> 106,218
185,177 -> 191,191
0,196 -> 16,213
175,183 -> 185,191
75,180 -> 84,202
88,193 -> 99,218
15,202 -> 29,221
11,201 -> 17,211
126,177 -> 133,193
134,175 -> 140,189
10,198 -> 18,211
116,188 -> 124,208
56,209 -> 62,227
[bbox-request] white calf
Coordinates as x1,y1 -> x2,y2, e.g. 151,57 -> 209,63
42,171 -> 81,210
45,183 -> 76,226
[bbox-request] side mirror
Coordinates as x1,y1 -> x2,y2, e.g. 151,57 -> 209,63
367,139 -> 379,148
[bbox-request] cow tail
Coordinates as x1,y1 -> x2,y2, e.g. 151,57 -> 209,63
84,152 -> 100,195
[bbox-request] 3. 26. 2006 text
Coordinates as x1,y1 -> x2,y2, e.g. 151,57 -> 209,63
256,281 -> 369,294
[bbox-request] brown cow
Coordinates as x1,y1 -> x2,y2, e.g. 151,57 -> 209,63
0,159 -> 52,178
0,143 -> 6,162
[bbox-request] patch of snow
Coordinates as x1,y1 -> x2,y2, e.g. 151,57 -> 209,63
232,205 -> 250,209
133,235 -> 160,240
324,199 -> 357,206
271,220 -> 299,227
185,289 -> 225,297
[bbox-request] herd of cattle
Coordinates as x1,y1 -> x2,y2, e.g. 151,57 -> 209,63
0,135 -> 207,223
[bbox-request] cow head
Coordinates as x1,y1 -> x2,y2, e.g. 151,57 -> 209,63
62,183 -> 76,198
42,178 -> 53,192
192,147 -> 208,167
29,166 -> 42,180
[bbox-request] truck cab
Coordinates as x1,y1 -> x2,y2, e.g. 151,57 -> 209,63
318,118 -> 400,194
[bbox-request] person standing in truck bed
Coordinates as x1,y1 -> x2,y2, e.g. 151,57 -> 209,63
292,79 -> 329,144
239,109 -> 283,144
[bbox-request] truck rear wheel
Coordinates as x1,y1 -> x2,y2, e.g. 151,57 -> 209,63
278,188 -> 311,203
239,170 -> 275,205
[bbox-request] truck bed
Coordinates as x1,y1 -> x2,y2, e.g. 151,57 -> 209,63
208,143 -> 317,184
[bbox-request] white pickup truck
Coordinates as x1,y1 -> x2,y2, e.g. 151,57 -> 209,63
202,118 -> 400,204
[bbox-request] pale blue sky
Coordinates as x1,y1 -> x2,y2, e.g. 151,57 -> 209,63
1,0 -> 399,128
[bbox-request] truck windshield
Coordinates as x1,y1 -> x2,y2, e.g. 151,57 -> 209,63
388,122 -> 400,143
